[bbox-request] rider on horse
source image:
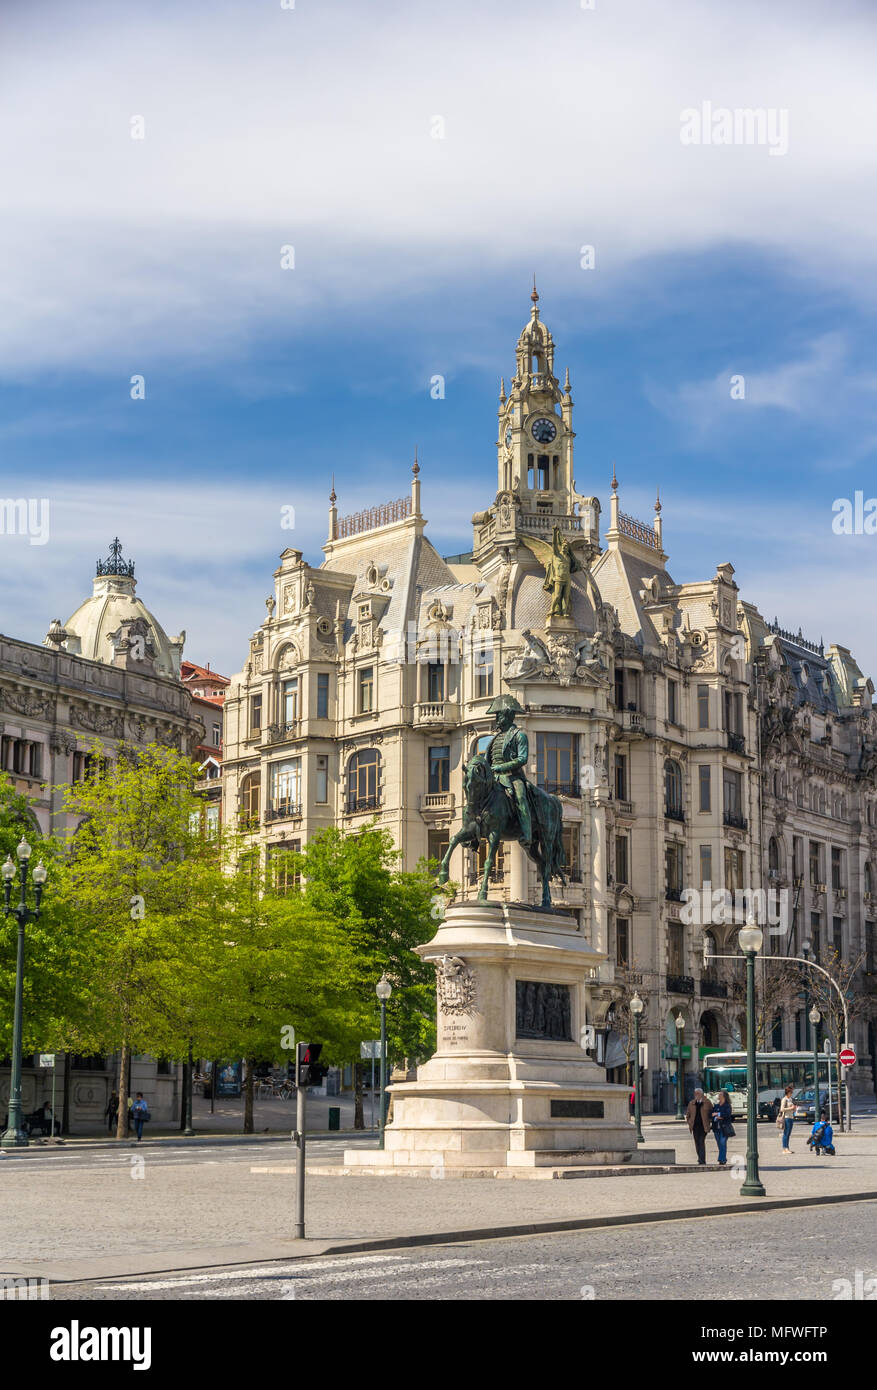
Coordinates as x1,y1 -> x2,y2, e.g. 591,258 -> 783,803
485,694 -> 532,850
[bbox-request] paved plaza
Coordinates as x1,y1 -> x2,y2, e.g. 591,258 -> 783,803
2,1115 -> 875,1292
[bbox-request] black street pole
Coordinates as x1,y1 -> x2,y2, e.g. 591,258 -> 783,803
633,1009 -> 644,1144
184,1037 -> 194,1135
2,847 -> 46,1150
740,942 -> 766,1197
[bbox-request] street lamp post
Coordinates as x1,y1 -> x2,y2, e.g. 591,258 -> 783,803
739,919 -> 766,1197
809,1004 -> 822,1123
183,1037 -> 194,1136
674,1012 -> 685,1120
376,974 -> 392,1149
2,841 -> 48,1150
630,992 -> 645,1144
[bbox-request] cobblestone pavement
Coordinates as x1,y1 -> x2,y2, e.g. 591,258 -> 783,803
2,1118 -> 875,1276
42,1200 -> 877,1301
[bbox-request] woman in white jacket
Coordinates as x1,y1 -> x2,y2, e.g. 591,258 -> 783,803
777,1084 -> 796,1155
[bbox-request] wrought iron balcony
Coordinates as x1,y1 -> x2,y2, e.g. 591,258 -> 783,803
665,886 -> 684,902
667,974 -> 695,995
467,867 -> 506,885
346,795 -> 382,815
726,731 -> 746,755
700,978 -> 728,998
566,868 -> 583,883
265,800 -> 302,822
540,779 -> 579,797
664,805 -> 685,823
723,809 -> 747,830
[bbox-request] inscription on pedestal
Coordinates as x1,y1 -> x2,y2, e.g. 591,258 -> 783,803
550,1099 -> 604,1119
515,981 -> 572,1040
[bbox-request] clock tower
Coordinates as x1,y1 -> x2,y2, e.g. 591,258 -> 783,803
475,285 -> 600,568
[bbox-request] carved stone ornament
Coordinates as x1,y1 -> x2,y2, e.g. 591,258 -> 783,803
0,686 -> 53,719
435,955 -> 477,1016
70,704 -> 124,738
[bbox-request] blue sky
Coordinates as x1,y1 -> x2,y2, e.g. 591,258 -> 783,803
2,0 -> 877,677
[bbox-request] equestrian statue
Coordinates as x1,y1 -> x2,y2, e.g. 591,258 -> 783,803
436,694 -> 566,908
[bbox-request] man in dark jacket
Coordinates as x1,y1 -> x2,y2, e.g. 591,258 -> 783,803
685,1088 -> 714,1165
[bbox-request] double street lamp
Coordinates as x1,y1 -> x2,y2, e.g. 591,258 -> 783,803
2,840 -> 48,1150
376,974 -> 392,1149
674,1012 -> 685,1120
738,918 -> 766,1197
630,991 -> 645,1144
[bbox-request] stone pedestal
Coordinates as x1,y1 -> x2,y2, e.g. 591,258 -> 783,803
344,902 -> 674,1173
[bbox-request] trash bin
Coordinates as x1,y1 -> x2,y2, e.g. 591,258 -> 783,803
328,1106 -> 340,1131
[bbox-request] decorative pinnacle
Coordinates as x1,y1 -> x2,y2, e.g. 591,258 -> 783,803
564,366 -> 571,393
412,448 -> 420,476
611,463 -> 618,493
530,275 -> 539,316
329,473 -> 336,504
654,487 -> 662,514
499,376 -> 506,402
96,537 -> 135,579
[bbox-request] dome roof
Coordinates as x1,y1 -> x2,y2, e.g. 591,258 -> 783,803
47,540 -> 185,679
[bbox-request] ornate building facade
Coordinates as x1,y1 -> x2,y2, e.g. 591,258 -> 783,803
0,540 -> 203,1130
223,292 -> 877,1107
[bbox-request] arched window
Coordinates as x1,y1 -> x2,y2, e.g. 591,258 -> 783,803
664,759 -> 683,819
239,773 -> 260,828
768,836 -> 780,876
347,749 -> 381,813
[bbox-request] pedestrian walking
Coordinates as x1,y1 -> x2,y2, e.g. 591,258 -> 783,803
777,1083 -> 796,1155
105,1091 -> 119,1135
711,1088 -> 734,1166
685,1087 -> 714,1165
131,1092 -> 149,1143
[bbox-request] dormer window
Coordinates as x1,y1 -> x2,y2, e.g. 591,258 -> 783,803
358,603 -> 370,622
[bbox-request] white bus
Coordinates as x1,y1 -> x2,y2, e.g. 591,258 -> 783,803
702,1051 -> 840,1122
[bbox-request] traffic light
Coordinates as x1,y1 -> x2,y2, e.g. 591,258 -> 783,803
296,1042 -> 323,1087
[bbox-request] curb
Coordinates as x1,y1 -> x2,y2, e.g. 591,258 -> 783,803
12,1189 -> 877,1284
5,1131 -> 369,1154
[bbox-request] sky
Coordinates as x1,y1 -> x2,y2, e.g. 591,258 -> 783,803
2,0 -> 877,678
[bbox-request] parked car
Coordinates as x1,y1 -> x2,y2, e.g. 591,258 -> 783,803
792,1087 -> 840,1121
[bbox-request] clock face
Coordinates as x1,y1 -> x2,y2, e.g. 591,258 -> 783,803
530,416 -> 557,444
505,424 -> 513,448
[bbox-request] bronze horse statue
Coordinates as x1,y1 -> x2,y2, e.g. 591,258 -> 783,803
436,753 -> 566,908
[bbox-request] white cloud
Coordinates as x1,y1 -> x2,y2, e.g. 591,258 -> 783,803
2,0 -> 877,374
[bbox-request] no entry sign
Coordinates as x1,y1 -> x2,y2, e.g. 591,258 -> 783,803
839,1046 -> 856,1068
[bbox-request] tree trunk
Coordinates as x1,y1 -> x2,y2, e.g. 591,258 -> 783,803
244,1058 -> 255,1134
61,1051 -> 71,1136
179,1059 -> 188,1130
354,1061 -> 364,1129
115,1042 -> 129,1140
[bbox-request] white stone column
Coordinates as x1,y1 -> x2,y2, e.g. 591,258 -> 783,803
510,842 -> 528,903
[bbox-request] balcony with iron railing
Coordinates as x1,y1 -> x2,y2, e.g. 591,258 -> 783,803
667,974 -> 695,995
723,809 -> 747,830
539,779 -> 579,798
346,795 -> 382,816
665,886 -> 684,903
700,977 -> 729,999
265,800 -> 302,822
726,731 -> 746,755
664,804 -> 685,823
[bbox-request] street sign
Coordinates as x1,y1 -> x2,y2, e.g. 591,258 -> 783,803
638,1042 -> 648,1069
839,1045 -> 856,1068
823,1039 -> 832,1054
360,1040 -> 381,1059
38,1054 -> 55,1069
